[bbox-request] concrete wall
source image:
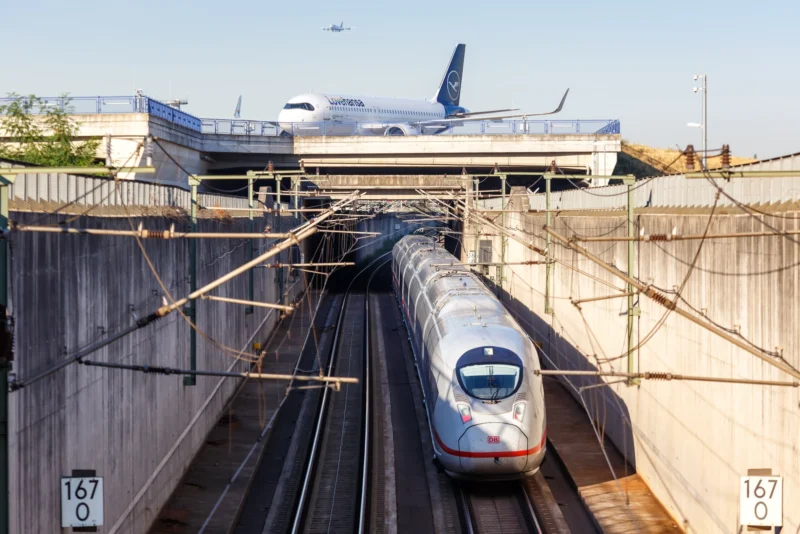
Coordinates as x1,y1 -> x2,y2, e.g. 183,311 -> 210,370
294,134 -> 619,178
473,207 -> 800,533
8,211 -> 299,533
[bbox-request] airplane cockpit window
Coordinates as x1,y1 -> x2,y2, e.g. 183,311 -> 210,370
283,103 -> 315,111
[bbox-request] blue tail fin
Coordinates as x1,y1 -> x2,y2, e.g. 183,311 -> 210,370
434,44 -> 466,107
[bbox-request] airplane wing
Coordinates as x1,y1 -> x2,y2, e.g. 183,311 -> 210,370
419,89 -> 569,125
450,108 -> 519,118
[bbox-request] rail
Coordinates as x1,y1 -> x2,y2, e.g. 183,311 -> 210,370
456,481 -> 544,534
290,253 -> 388,533
0,94 -> 620,137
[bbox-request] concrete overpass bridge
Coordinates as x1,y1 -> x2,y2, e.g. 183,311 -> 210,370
0,94 -> 620,188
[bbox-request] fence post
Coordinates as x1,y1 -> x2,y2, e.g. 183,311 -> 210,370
0,172 -> 12,534
246,177 -> 255,315
545,174 -> 553,315
184,177 -> 199,386
624,175 -> 640,385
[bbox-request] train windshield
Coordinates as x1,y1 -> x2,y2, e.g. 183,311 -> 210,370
458,364 -> 520,401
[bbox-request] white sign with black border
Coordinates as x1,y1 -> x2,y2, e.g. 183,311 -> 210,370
61,476 -> 103,528
740,475 -> 782,527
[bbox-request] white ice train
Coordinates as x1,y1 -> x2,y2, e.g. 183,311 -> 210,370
392,235 -> 546,479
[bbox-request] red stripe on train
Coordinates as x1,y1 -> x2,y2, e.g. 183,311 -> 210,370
433,427 -> 546,458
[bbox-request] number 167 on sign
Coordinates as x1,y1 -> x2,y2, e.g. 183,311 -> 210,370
740,476 -> 782,527
61,477 -> 104,528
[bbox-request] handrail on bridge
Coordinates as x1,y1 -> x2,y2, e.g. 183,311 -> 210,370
0,94 -> 620,137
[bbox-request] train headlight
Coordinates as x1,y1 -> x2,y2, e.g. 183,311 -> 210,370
457,403 -> 472,424
513,402 -> 526,422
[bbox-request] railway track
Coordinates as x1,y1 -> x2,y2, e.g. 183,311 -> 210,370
455,470 -> 571,534
289,255 -> 388,534
456,481 -> 542,534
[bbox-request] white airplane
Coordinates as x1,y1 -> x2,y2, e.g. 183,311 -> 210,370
234,95 -> 242,118
277,44 -> 568,136
322,21 -> 352,32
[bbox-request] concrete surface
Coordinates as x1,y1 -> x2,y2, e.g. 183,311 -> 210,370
8,208 -> 300,533
473,199 -> 800,533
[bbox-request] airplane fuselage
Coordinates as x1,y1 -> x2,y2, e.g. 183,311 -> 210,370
278,93 -> 466,136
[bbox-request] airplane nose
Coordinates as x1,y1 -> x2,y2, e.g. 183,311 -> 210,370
277,111 -> 291,134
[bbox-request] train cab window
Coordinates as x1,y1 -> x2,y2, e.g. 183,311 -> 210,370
458,364 -> 520,401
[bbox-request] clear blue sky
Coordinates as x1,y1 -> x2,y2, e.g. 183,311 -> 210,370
2,0 -> 799,158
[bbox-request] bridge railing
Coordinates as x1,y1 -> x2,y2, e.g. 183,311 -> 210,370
201,119 -> 621,136
0,94 -> 203,133
201,119 -> 282,136
0,94 -> 620,137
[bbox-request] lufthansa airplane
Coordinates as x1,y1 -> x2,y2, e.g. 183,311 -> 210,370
277,44 -> 568,136
322,21 -> 352,32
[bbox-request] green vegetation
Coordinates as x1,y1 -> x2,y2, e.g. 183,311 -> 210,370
0,93 -> 100,166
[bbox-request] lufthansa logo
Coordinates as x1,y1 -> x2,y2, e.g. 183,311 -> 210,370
446,70 -> 460,101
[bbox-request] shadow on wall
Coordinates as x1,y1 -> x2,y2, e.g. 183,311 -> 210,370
486,276 -> 639,477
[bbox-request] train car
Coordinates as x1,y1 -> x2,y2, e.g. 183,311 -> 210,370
392,235 -> 546,479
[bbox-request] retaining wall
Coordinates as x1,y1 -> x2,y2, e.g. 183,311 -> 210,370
476,207 -> 800,533
8,209 -> 299,533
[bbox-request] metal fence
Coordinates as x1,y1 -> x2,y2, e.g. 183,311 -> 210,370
201,118 -> 621,137
0,95 -> 203,133
0,94 -> 620,138
528,170 -> 800,211
6,168 -> 249,211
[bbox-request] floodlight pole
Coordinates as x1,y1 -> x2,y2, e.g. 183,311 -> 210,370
692,74 -> 708,169
702,75 -> 707,169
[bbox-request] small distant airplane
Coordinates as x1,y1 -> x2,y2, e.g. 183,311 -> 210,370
322,21 -> 352,32
234,95 -> 242,118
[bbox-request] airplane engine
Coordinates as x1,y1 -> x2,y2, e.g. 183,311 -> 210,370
384,124 -> 420,136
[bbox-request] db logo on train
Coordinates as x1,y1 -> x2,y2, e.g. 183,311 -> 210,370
487,436 -> 500,444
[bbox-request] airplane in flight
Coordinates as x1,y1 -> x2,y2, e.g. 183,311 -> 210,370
277,44 -> 568,136
234,95 -> 242,118
322,21 -> 353,32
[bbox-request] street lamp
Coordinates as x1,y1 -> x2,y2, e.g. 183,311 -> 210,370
687,74 -> 707,169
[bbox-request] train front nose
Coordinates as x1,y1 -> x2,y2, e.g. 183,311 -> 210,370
458,423 -> 528,475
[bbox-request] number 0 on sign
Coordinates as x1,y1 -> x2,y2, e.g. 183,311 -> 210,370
61,477 -> 104,528
740,476 -> 782,527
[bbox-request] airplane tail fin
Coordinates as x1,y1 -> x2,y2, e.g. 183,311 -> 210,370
234,95 -> 242,119
433,44 -> 466,107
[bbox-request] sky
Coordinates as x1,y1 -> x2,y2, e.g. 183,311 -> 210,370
2,0 -> 799,159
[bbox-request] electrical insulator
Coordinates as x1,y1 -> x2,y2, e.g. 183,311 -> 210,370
143,135 -> 153,166
493,163 -> 499,174
721,144 -> 730,169
299,160 -> 305,173
267,160 -> 274,173
549,159 -> 557,173
685,145 -> 695,171
105,133 -> 112,166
